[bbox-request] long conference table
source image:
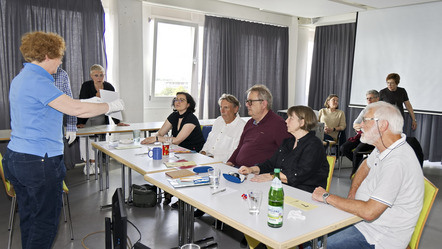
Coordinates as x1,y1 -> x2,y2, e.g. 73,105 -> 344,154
91,140 -> 362,249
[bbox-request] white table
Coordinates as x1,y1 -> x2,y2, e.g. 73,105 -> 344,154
91,141 -> 221,194
144,163 -> 362,248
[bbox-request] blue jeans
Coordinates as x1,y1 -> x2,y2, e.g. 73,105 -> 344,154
304,225 -> 375,249
3,148 -> 66,249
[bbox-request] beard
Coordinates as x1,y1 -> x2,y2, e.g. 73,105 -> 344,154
360,124 -> 380,145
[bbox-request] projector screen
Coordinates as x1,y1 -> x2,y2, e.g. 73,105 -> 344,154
350,2 -> 442,114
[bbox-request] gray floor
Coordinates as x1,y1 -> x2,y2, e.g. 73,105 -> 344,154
1,158 -> 441,249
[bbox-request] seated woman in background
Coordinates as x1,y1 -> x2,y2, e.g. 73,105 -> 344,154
318,94 -> 346,142
238,105 -> 329,193
77,64 -> 128,174
141,92 -> 205,206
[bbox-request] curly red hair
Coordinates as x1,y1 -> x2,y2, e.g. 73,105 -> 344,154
20,31 -> 65,62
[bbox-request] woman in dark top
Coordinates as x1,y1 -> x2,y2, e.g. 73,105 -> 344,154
238,105 -> 329,193
379,73 -> 417,130
141,92 -> 205,152
141,92 -> 205,206
77,64 -> 126,127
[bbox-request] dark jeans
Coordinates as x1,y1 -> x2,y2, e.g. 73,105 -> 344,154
3,148 -> 66,249
340,140 -> 374,175
304,225 -> 375,249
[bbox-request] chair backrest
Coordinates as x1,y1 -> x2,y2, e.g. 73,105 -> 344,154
326,156 -> 336,192
407,177 -> 439,249
0,153 -> 16,198
201,125 -> 212,142
313,122 -> 325,141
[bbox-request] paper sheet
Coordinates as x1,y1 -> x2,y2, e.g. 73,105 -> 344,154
100,89 -> 122,120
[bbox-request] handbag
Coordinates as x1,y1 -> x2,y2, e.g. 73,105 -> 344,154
132,184 -> 158,207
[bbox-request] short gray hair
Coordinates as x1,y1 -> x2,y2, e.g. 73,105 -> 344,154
366,101 -> 403,134
366,89 -> 379,98
90,64 -> 105,74
246,84 -> 273,110
218,94 -> 241,109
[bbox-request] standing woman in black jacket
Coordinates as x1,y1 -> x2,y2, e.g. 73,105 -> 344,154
238,105 -> 329,193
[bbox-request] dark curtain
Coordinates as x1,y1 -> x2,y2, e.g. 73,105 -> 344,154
0,0 -> 105,155
308,23 -> 441,162
200,16 -> 289,118
308,23 -> 356,126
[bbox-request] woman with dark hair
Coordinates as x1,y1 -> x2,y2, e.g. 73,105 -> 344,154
142,92 -> 205,206
141,92 -> 205,152
238,105 -> 329,193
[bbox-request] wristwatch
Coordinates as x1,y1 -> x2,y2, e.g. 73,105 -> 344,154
155,136 -> 159,142
333,127 -> 336,131
322,192 -> 330,204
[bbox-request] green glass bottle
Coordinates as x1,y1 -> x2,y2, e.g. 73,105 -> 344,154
268,168 -> 284,228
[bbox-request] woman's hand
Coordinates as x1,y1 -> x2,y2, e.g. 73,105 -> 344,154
324,126 -> 333,134
250,173 -> 273,182
117,122 -> 130,126
238,166 -> 252,175
141,137 -> 155,144
77,124 -> 85,128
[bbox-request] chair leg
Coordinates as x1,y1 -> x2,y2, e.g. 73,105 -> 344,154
8,196 -> 16,249
63,192 -> 74,240
62,192 -> 67,222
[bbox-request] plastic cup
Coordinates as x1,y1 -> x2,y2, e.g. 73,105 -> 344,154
133,129 -> 141,143
180,244 -> 200,249
208,168 -> 220,189
247,190 -> 263,214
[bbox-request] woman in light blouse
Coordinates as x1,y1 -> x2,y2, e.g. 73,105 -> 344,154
318,94 -> 346,142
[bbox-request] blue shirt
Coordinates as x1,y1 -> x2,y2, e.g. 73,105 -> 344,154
52,67 -> 77,132
8,63 -> 64,157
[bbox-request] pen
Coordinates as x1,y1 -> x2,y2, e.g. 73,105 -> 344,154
212,188 -> 226,195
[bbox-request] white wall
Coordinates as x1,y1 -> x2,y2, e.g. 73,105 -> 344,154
107,0 -> 315,122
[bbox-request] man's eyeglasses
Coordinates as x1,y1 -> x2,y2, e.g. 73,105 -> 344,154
366,97 -> 377,100
245,99 -> 264,105
173,98 -> 187,103
362,117 -> 379,122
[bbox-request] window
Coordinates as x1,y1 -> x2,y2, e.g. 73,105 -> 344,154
152,19 -> 200,98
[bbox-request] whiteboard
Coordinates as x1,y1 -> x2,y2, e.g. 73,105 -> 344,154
350,2 -> 442,114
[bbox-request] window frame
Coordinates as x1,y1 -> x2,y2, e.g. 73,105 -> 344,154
151,18 -> 200,100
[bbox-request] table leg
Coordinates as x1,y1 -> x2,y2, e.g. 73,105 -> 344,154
322,234 -> 328,248
178,200 -> 185,246
128,168 -> 133,203
99,150 -> 103,191
185,203 -> 194,244
85,136 -> 90,180
106,154 -> 110,189
121,163 -> 126,202
312,237 -> 319,249
94,136 -> 99,180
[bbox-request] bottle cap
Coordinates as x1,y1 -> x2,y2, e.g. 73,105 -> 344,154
274,168 -> 281,173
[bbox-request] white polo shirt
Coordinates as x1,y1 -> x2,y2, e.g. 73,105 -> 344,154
355,134 -> 424,249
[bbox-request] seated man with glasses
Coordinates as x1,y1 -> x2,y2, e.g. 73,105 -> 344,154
340,90 -> 379,177
309,101 -> 424,249
226,84 -> 291,167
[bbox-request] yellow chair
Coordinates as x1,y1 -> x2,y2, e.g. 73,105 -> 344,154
407,177 -> 438,249
0,153 -> 74,249
326,156 -> 336,192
